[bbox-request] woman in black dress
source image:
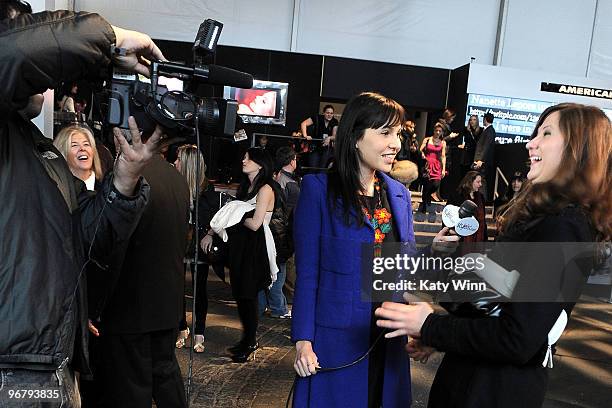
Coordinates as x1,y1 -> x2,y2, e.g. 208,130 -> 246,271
202,147 -> 279,362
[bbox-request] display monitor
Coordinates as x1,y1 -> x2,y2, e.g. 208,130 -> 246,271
224,80 -> 288,126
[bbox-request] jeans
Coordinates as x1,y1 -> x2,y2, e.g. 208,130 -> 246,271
258,262 -> 288,316
0,361 -> 80,407
305,148 -> 332,170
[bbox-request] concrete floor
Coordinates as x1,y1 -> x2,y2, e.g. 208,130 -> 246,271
176,271 -> 611,407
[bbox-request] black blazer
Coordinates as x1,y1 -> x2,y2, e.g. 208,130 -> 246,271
421,207 -> 594,408
101,156 -> 190,334
474,125 -> 496,169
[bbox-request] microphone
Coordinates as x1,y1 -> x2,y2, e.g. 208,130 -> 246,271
208,64 -> 254,89
156,61 -> 254,89
441,200 -> 479,237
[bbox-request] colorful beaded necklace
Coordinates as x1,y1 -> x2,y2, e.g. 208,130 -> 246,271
362,176 -> 393,256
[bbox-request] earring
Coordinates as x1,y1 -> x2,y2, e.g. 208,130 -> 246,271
355,144 -> 359,149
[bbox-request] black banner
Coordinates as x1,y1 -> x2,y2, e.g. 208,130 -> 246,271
541,82 -> 612,100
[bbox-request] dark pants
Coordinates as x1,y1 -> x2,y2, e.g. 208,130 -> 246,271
80,333 -> 103,408
98,328 -> 186,408
236,298 -> 258,345
179,262 -> 209,335
478,166 -> 494,203
419,179 -> 441,213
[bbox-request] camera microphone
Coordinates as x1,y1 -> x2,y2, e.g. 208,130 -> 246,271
207,64 -> 254,89
458,200 -> 478,219
155,61 -> 253,89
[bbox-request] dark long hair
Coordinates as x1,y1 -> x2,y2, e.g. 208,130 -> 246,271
236,147 -> 274,201
456,170 -> 482,198
328,92 -> 405,225
499,103 -> 612,242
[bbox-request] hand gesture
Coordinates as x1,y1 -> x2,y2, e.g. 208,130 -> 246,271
111,26 -> 166,76
200,234 -> 213,253
374,294 -> 434,338
294,340 -> 320,377
112,116 -> 162,196
406,338 -> 435,363
432,226 -> 460,254
88,319 -> 100,337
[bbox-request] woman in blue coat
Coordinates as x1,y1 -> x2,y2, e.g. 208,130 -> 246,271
291,92 -> 415,407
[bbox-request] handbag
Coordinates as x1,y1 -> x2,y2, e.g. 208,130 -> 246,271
204,234 -> 228,265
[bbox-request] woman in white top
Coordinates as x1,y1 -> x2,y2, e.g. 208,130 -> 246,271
53,125 -> 103,191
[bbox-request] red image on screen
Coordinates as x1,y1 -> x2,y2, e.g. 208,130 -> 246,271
235,88 -> 278,117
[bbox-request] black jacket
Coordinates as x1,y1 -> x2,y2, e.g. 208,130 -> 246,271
101,157 -> 190,334
0,11 -> 148,372
421,207 -> 594,408
474,125 -> 496,169
187,183 -> 221,261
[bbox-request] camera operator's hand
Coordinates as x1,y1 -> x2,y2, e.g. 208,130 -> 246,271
111,26 -> 166,76
112,116 -> 162,196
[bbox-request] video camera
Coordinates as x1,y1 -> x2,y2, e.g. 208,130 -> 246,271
104,19 -> 253,142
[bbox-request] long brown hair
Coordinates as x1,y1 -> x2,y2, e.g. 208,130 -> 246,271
499,103 -> 611,241
457,171 -> 482,198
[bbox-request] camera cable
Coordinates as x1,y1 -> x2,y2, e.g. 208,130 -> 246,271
285,329 -> 386,408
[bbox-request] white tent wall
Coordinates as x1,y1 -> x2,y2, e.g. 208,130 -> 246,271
497,0 -> 597,77
73,0 -> 501,68
587,0 -> 612,80
292,0 -> 500,68
70,0 -> 610,79
73,0 -> 295,52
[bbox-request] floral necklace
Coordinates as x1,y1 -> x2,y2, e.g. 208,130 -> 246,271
362,176 -> 393,256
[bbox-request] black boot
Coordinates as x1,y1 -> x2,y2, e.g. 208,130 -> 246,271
230,342 -> 258,363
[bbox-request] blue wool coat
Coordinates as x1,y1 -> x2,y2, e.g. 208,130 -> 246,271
291,172 -> 415,408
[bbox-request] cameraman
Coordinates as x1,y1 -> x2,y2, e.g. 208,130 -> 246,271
0,4 -> 165,407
